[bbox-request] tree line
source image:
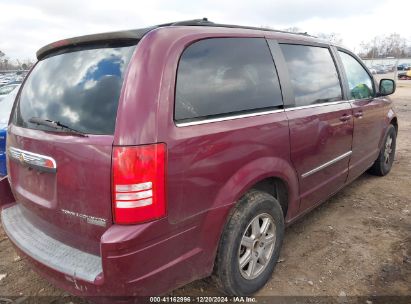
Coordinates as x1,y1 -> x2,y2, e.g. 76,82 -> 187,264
0,50 -> 34,71
359,33 -> 411,59
263,26 -> 411,59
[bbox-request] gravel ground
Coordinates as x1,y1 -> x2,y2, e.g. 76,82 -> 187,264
0,77 -> 410,303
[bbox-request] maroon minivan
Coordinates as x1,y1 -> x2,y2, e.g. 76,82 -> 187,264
0,19 -> 397,296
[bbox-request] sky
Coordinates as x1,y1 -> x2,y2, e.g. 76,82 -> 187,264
1,0 -> 410,62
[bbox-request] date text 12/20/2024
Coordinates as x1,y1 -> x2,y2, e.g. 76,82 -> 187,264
149,297 -> 257,303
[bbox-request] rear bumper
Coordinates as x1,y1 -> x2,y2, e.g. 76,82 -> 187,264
1,202 -> 231,296
2,204 -> 102,282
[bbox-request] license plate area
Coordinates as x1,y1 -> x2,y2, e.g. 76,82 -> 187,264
10,160 -> 57,209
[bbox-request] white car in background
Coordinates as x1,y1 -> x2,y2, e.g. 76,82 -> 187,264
369,67 -> 377,74
0,84 -> 20,102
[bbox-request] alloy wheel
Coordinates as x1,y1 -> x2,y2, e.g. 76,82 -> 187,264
384,135 -> 393,164
238,213 -> 276,280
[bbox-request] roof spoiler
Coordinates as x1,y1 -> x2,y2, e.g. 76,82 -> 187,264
36,27 -> 154,60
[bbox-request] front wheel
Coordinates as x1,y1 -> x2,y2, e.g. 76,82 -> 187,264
369,124 -> 397,176
214,190 -> 284,296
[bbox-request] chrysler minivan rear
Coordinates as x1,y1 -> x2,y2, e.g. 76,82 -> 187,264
2,39 -> 140,294
1,28 -> 211,297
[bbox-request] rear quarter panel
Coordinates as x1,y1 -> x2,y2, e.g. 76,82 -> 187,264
164,116 -> 297,223
116,27 -> 300,224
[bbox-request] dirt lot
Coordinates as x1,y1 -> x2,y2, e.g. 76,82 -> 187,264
0,78 -> 410,303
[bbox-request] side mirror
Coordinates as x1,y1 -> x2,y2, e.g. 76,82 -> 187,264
378,79 -> 396,96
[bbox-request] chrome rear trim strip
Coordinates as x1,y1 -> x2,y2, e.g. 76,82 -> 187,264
301,151 -> 352,178
8,147 -> 57,173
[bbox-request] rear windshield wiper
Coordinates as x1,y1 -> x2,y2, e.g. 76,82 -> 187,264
29,117 -> 88,137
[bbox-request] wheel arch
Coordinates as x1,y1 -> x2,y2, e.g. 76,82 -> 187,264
390,116 -> 398,134
211,160 -> 293,291
202,157 -> 299,278
213,156 -> 299,223
251,177 -> 289,217
379,108 -> 398,149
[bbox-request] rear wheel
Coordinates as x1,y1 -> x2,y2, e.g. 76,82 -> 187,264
214,190 -> 284,295
369,124 -> 396,176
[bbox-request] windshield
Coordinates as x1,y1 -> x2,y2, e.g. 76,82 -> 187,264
0,85 -> 20,126
12,45 -> 136,135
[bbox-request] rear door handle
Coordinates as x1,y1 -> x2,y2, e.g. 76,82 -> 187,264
354,111 -> 363,118
339,114 -> 352,122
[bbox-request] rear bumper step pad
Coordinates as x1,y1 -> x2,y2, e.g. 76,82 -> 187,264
1,204 -> 102,282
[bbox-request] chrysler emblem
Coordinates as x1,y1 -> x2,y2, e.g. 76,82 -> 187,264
19,153 -> 25,165
9,147 -> 57,173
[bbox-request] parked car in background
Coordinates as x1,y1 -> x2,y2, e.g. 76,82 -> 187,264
372,65 -> 387,74
398,70 -> 411,80
0,19 -> 398,297
398,63 -> 411,71
0,84 -> 20,102
0,85 -> 20,176
0,72 -> 27,88
383,64 -> 395,72
4,80 -> 22,86
0,77 -> 12,87
368,67 -> 377,74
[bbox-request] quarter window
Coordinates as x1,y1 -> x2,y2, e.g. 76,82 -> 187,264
338,51 -> 374,99
175,38 -> 283,121
280,44 -> 342,107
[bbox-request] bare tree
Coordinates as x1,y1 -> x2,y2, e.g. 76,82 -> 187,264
260,26 -> 304,34
282,26 -> 303,33
359,33 -> 409,58
281,27 -> 343,44
0,50 -> 5,70
316,32 -> 343,45
0,50 -> 34,71
384,33 -> 407,57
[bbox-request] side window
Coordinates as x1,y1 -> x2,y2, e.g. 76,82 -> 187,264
338,51 -> 374,99
175,38 -> 283,121
280,44 -> 342,107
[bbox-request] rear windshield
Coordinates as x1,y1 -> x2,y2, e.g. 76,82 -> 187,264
12,45 -> 136,135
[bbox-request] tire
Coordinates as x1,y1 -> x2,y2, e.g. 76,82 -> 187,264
214,190 -> 284,296
368,124 -> 396,176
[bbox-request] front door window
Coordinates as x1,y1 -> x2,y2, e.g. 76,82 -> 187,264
339,51 -> 374,99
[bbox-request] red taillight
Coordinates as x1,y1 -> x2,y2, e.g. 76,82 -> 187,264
112,143 -> 166,224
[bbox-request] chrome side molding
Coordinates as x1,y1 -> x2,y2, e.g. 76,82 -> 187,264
301,151 -> 352,178
175,108 -> 285,127
285,100 -> 349,112
8,147 -> 57,173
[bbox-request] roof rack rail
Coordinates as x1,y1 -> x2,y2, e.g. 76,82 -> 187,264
166,18 -> 312,37
171,18 -> 214,26
37,18 -> 313,60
